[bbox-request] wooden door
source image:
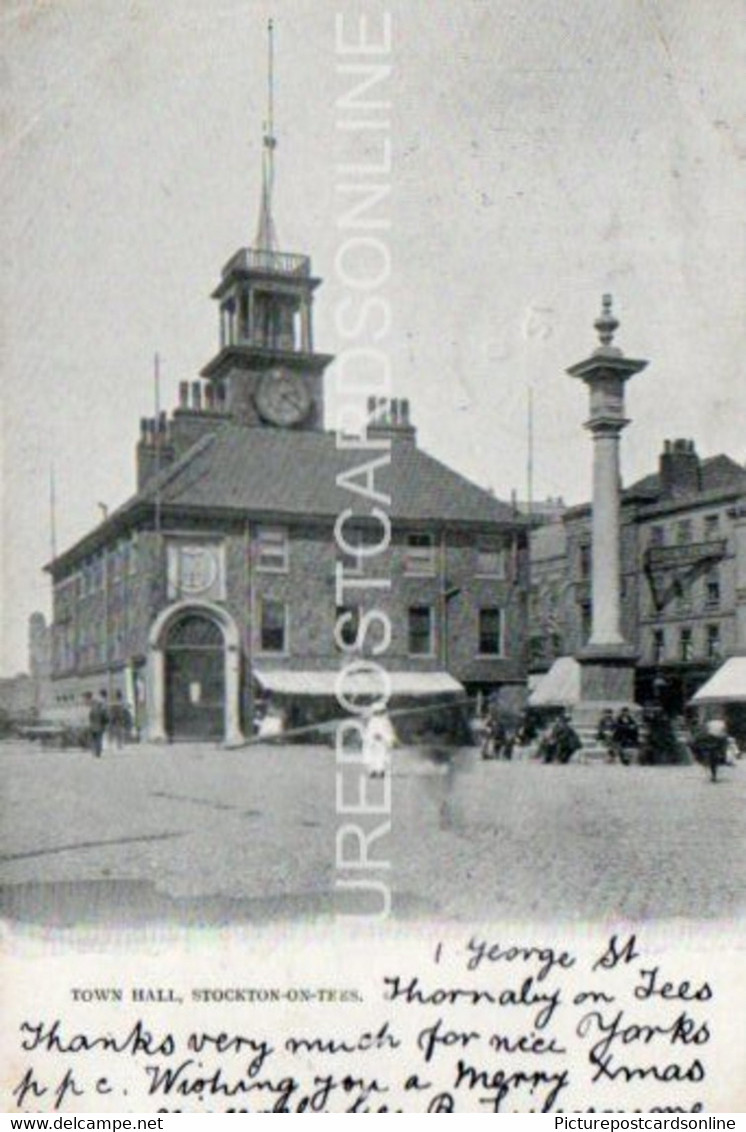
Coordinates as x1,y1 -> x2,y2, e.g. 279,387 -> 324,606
164,614 -> 225,740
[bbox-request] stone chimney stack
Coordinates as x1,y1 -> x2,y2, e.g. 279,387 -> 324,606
659,438 -> 702,497
136,413 -> 176,491
366,396 -> 416,442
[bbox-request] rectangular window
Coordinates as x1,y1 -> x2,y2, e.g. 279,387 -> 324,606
478,607 -> 503,656
705,568 -> 721,609
476,541 -> 506,578
706,624 -> 721,660
704,514 -> 720,541
408,605 -> 433,655
259,599 -> 287,653
338,525 -> 381,575
581,602 -> 592,642
256,526 -> 288,572
675,581 -> 692,615
653,628 -> 665,665
676,520 -> 692,545
648,525 -> 665,547
579,544 -> 592,580
680,627 -> 693,662
404,533 -> 435,575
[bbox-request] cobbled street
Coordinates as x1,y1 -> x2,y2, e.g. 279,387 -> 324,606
0,738 -> 743,926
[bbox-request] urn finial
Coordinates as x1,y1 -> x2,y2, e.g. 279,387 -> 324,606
594,293 -> 619,349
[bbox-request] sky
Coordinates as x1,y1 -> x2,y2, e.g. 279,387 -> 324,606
1,0 -> 745,675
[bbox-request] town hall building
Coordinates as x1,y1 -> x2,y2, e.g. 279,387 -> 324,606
46,65 -> 529,743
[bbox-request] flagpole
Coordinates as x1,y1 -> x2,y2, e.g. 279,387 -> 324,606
527,384 -> 534,519
49,464 -> 57,560
154,352 -> 162,535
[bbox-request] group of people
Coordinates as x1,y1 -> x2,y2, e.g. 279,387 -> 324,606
596,706 -> 640,765
480,705 -> 642,766
480,708 -> 583,764
536,712 -> 583,764
86,689 -> 133,757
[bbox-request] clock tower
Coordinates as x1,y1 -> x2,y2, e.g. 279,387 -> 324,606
200,21 -> 332,430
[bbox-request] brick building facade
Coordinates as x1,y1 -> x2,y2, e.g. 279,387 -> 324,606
46,242 -> 529,741
529,438 -> 746,712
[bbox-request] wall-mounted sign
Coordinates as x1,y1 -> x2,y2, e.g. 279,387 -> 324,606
167,541 -> 225,602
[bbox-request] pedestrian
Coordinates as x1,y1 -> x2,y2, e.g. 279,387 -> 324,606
515,711 -> 537,747
613,707 -> 639,766
538,722 -> 558,763
364,707 -> 397,778
88,690 -> 108,758
696,717 -> 729,783
481,711 -> 506,760
554,712 -> 582,764
109,690 -> 132,748
596,708 -> 617,761
257,695 -> 284,739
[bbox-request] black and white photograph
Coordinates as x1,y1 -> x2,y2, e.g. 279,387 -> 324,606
1,0 -> 745,1114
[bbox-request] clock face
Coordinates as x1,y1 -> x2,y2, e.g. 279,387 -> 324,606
255,368 -> 311,426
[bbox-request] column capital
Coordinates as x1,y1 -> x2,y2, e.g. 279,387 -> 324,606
584,417 -> 629,436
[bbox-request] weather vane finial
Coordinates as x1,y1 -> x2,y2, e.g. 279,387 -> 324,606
264,18 -> 275,152
255,18 -> 279,252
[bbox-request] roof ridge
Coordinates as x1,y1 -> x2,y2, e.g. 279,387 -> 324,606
141,431 -> 219,500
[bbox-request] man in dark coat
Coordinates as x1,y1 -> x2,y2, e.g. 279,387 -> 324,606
554,713 -> 583,764
88,690 -> 108,758
613,707 -> 639,765
597,708 -> 617,760
693,718 -> 729,782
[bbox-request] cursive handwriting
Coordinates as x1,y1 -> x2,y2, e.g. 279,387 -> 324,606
8,934 -> 716,1113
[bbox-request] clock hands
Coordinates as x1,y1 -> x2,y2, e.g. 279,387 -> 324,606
255,369 -> 310,424
277,384 -> 306,411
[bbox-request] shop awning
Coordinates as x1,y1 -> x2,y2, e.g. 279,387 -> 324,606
527,656 -> 581,707
690,658 -> 746,705
254,668 -> 464,698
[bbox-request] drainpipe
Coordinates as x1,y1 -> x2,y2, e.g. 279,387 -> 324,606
246,518 -> 255,734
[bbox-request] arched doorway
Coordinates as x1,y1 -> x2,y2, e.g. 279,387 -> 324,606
165,612 -> 225,740
146,600 -> 244,744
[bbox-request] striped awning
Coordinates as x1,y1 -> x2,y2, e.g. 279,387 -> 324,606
690,658 -> 746,705
254,668 -> 463,698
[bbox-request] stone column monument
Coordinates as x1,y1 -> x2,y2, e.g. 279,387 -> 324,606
567,295 -> 648,706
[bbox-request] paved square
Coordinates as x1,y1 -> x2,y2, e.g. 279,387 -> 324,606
0,739 -> 743,924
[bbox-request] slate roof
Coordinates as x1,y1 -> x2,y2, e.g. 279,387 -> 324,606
136,424 -> 520,526
530,520 -> 567,563
50,424 -> 523,571
624,454 -> 746,502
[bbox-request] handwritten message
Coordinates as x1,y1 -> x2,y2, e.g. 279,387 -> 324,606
7,934 -> 718,1113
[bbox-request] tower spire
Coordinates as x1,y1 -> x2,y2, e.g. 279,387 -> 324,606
255,18 -> 278,253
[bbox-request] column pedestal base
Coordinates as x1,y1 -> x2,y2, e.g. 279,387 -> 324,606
571,644 -> 638,728
577,644 -> 637,702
